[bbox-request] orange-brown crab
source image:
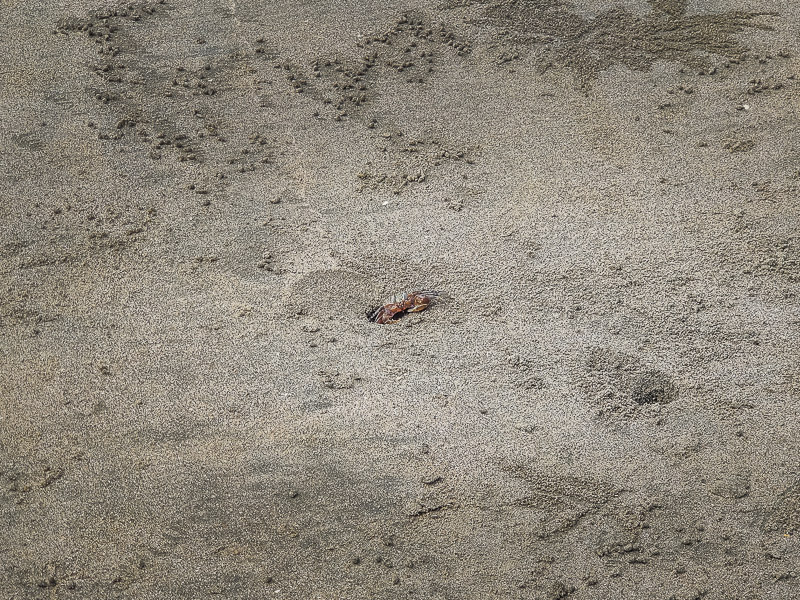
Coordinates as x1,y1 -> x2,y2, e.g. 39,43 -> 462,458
367,290 -> 443,324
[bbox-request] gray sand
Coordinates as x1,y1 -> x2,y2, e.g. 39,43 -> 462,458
2,0 -> 799,598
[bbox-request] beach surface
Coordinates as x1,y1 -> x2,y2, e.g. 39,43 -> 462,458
1,1 -> 799,598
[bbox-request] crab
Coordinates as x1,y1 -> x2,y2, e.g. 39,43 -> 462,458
367,290 -> 443,324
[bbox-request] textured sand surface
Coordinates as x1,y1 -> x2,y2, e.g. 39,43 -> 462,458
2,0 -> 800,598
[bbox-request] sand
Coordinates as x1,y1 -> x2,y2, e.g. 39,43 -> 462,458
1,0 -> 799,598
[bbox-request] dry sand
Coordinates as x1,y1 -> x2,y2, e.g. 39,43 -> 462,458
2,0 -> 800,598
